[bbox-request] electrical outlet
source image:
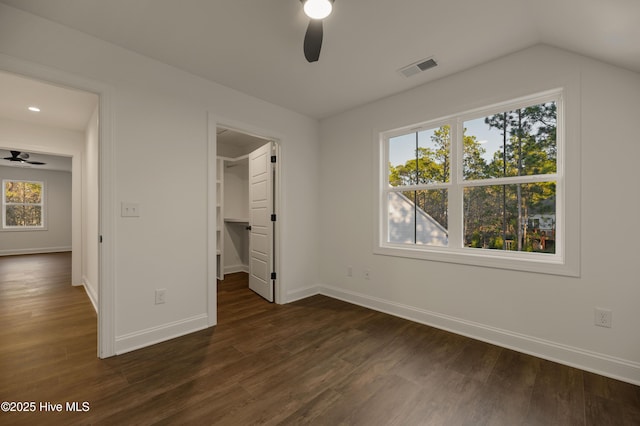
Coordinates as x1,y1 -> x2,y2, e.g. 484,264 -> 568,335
155,289 -> 166,305
594,307 -> 612,328
347,265 -> 353,277
364,269 -> 370,280
121,202 -> 140,217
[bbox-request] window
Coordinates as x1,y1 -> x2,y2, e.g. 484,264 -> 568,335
378,89 -> 578,275
2,180 -> 45,229
387,125 -> 450,247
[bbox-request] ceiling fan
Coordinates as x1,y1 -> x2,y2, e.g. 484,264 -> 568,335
301,0 -> 334,62
3,151 -> 46,165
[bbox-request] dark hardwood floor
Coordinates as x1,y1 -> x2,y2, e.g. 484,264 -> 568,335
1,253 -> 639,425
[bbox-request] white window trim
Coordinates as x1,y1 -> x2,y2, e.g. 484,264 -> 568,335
2,179 -> 47,231
374,88 -> 580,277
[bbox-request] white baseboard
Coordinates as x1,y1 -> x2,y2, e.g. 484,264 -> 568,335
0,246 -> 72,256
286,285 -> 320,303
319,284 -> 640,386
82,276 -> 98,314
115,314 -> 210,355
224,264 -> 249,274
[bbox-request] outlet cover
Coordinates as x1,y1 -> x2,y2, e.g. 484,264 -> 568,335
155,289 -> 166,305
594,308 -> 612,328
121,202 -> 140,217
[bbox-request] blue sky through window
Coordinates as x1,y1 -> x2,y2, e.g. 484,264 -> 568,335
389,119 -> 503,167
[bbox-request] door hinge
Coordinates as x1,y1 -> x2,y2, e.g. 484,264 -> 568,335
270,155 -> 277,163
99,235 -> 103,243
271,272 -> 277,280
271,214 -> 277,221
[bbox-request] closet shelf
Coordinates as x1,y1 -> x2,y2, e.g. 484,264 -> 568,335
224,218 -> 250,224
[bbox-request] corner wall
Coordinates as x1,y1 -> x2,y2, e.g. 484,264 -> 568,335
319,45 -> 640,384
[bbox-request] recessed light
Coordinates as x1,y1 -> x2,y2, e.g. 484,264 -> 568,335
28,106 -> 41,112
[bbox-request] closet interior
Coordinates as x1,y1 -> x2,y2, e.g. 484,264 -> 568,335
216,127 -> 271,281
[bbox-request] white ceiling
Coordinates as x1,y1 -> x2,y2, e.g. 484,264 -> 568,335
1,0 -> 639,119
0,70 -> 97,172
217,127 -> 271,159
0,70 -> 98,132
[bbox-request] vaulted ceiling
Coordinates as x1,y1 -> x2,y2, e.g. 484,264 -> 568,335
1,0 -> 639,119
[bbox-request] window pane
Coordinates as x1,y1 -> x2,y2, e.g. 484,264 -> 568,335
388,126 -> 451,186
5,205 -> 42,227
417,126 -> 450,184
5,205 -> 22,226
388,190 -> 448,246
24,182 -> 42,203
4,181 -> 42,203
389,133 -> 418,187
23,205 -> 42,226
5,181 -> 25,203
463,101 -> 557,179
463,182 -> 556,253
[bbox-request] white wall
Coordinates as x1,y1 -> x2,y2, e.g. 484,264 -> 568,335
319,45 -> 640,384
0,165 -> 72,254
223,223 -> 249,274
223,160 -> 249,273
82,106 -> 99,309
223,160 -> 249,219
0,4 -> 319,353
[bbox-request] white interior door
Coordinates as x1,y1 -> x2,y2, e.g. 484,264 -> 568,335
249,142 -> 274,301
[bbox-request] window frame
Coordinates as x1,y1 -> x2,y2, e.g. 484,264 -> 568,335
2,179 -> 47,231
376,88 -> 580,276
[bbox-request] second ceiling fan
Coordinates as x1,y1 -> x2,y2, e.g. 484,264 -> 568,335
3,151 -> 46,165
301,0 -> 334,62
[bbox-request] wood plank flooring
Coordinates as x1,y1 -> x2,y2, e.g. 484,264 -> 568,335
1,253 -> 639,425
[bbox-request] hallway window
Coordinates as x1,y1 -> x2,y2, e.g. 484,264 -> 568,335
2,180 -> 45,229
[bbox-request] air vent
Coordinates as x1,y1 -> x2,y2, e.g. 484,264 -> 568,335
399,57 -> 438,78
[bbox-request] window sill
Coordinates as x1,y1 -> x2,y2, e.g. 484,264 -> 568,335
1,226 -> 47,232
374,244 -> 579,277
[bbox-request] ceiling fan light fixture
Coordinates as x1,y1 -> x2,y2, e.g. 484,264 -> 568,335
303,0 -> 332,20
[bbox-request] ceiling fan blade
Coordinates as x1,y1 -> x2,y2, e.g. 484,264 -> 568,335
3,150 -> 44,164
303,19 -> 323,63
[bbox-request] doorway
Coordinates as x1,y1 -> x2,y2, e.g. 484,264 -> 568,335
215,125 -> 280,304
0,65 -> 113,356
